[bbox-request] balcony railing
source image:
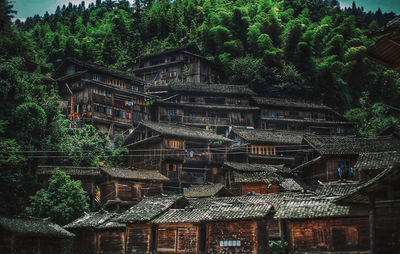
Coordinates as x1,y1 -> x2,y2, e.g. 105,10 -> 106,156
165,149 -> 185,160
161,71 -> 177,79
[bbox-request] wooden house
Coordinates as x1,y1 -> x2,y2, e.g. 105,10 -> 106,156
0,216 -> 74,254
114,195 -> 190,253
365,16 -> 400,72
183,183 -> 231,198
54,58 -> 153,135
64,210 -> 124,254
336,163 -> 400,254
353,151 -> 400,181
132,44 -> 218,84
274,196 -> 369,253
228,127 -> 305,166
222,162 -> 309,195
293,135 -> 400,186
124,121 -> 232,193
152,195 -> 273,254
99,167 -> 169,210
151,208 -> 207,254
223,162 -> 283,195
148,82 -> 258,134
252,97 -> 353,135
36,165 -> 102,208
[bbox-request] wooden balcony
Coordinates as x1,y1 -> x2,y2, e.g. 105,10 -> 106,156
165,149 -> 185,161
160,114 -> 183,122
161,71 -> 177,79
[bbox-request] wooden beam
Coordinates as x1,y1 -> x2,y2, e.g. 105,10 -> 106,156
369,194 -> 376,254
388,39 -> 400,48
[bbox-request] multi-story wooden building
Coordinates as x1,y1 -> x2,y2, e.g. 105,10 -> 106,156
55,58 -> 153,135
365,16 -> 400,72
124,121 -> 232,193
293,135 -> 400,186
252,97 -> 353,135
148,82 -> 258,135
132,44 -> 218,84
228,127 -> 305,166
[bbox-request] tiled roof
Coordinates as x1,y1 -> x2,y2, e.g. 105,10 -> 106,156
115,195 -> 186,223
100,167 -> 169,181
353,151 -> 400,171
315,182 -> 360,196
184,183 -> 226,198
135,121 -> 232,142
151,208 -> 208,223
0,216 -> 74,238
224,162 -> 286,172
280,178 -> 311,192
303,135 -> 400,156
64,210 -> 117,229
36,166 -> 101,177
137,43 -> 201,60
233,171 -> 282,183
153,198 -> 272,223
156,100 -> 259,111
59,58 -> 143,82
167,82 -> 256,96
231,128 -> 304,144
274,197 -> 352,219
368,16 -> 400,37
336,163 -> 400,204
252,97 -> 331,110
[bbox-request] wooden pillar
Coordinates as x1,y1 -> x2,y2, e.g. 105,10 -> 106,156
279,219 -> 287,254
369,194 -> 376,254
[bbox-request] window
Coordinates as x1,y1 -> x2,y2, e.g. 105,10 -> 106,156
251,145 -> 276,156
337,127 -> 344,134
234,99 -> 241,105
166,163 -> 177,171
167,108 -> 176,116
93,74 -> 101,81
171,56 -> 176,62
106,107 -> 112,115
106,91 -> 112,97
338,161 -> 353,178
219,240 -> 241,247
268,111 -> 276,118
168,140 -> 182,149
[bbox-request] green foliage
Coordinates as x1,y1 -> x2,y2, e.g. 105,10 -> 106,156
12,0 -> 399,112
345,92 -> 400,136
26,168 -> 89,225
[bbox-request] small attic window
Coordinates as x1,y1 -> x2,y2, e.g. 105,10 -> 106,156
66,65 -> 75,75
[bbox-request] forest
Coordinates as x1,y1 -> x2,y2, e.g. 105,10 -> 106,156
0,0 -> 399,223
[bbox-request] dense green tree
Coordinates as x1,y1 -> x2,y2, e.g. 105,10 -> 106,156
25,168 -> 89,225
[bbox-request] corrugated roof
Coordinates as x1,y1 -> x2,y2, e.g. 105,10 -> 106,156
134,121 -> 232,142
101,167 -> 169,181
64,210 -> 117,229
0,216 -> 74,238
253,97 -> 331,110
184,183 -> 226,198
304,135 -> 400,156
354,151 -> 400,171
231,128 -> 304,144
115,195 -> 186,223
36,166 -> 101,177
